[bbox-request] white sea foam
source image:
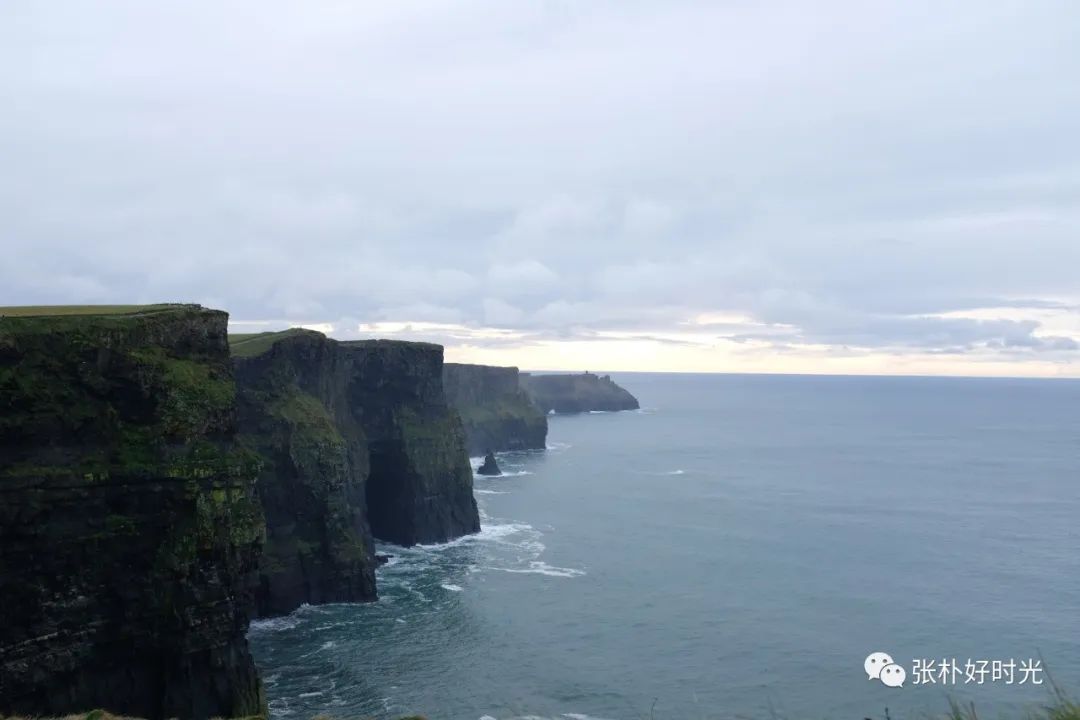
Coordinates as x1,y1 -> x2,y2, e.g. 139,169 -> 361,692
298,691 -> 323,698
441,583 -> 464,592
663,469 -> 686,475
490,561 -> 586,578
546,441 -> 572,451
248,615 -> 301,633
475,489 -> 508,495
267,698 -> 294,716
479,520 -> 536,542
387,518 -> 534,551
298,640 -> 336,659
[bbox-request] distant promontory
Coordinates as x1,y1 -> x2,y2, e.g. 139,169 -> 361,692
521,371 -> 640,414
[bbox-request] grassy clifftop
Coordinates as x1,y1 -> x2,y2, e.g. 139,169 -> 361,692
0,304 -> 185,318
229,328 -> 319,358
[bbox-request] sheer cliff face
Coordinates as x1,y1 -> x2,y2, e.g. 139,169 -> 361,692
521,372 -> 640,414
342,341 -> 479,546
0,306 -> 265,720
233,330 -> 377,618
443,363 -> 548,455
233,334 -> 479,617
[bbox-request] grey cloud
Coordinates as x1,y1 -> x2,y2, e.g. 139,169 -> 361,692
2,1 -> 1079,364
486,260 -> 559,299
482,297 -> 525,327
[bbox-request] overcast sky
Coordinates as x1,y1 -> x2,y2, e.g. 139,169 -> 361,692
3,1 -> 1079,375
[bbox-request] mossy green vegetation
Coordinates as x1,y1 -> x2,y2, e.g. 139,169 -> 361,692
1,304 -> 267,719
269,385 -> 339,430
232,332 -> 377,616
130,345 -> 237,438
1,306 -> 244,477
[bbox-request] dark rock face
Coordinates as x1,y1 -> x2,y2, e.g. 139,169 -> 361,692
0,306 -> 266,720
233,333 -> 480,616
477,451 -> 501,476
521,372 -> 640,414
342,341 -> 479,546
233,330 -> 377,618
443,363 -> 547,454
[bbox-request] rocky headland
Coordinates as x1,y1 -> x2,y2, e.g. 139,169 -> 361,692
520,371 -> 640,414
443,363 -> 547,454
231,328 -> 378,618
232,329 -> 480,617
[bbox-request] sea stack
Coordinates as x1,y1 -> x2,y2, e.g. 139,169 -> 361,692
477,451 -> 501,476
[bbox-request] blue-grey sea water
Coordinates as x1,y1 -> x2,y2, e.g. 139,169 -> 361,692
249,373 -> 1080,720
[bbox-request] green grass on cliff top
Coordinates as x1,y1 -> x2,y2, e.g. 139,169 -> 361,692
228,330 -> 444,358
229,328 -> 320,357
0,304 -> 185,318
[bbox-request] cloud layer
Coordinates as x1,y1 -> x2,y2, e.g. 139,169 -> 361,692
3,1 -> 1079,374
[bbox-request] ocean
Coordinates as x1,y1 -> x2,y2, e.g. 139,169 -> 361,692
249,373 -> 1080,720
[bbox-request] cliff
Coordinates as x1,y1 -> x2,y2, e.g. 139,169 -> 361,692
232,332 -> 479,617
231,329 -> 377,618
443,363 -> 548,454
340,340 -> 479,546
0,305 -> 266,720
521,371 -> 640,414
